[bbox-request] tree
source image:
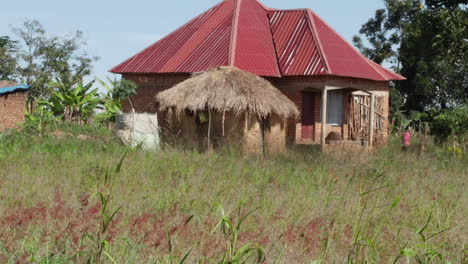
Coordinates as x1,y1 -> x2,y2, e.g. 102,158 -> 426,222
352,9 -> 398,64
354,0 -> 468,111
0,36 -> 18,80
425,0 -> 468,9
398,4 -> 467,110
353,0 -> 423,66
11,20 -> 98,103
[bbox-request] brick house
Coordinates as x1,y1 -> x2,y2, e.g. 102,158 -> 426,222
0,81 -> 29,131
111,0 -> 405,147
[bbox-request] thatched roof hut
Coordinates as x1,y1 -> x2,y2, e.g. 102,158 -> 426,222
156,66 -> 299,119
156,67 -> 299,153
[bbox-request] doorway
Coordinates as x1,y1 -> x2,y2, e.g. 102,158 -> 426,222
301,92 -> 316,141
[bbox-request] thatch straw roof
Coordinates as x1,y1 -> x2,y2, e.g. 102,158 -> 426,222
156,67 -> 299,119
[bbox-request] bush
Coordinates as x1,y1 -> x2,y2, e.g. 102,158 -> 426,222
430,106 -> 468,143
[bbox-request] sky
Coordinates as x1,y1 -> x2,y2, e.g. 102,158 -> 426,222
0,0 -> 387,82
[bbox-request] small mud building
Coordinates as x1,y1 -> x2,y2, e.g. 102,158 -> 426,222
156,67 -> 298,152
0,81 -> 29,132
111,0 -> 405,147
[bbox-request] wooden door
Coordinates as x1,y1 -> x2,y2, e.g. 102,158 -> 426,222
301,93 -> 315,141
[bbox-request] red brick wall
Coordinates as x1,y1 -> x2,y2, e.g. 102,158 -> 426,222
269,76 -> 390,145
380,94 -> 390,144
280,89 -> 301,145
123,73 -> 390,145
0,91 -> 28,131
122,73 -> 190,113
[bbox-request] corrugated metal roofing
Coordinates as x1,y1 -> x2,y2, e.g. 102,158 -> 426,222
232,0 -> 281,76
0,84 -> 30,95
268,10 -> 327,76
111,0 -> 233,74
111,0 -> 405,81
307,10 -> 404,81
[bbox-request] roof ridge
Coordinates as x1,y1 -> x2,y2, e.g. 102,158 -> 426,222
258,0 -> 282,76
271,8 -> 309,12
254,0 -> 275,11
228,0 -> 241,66
305,9 -> 331,74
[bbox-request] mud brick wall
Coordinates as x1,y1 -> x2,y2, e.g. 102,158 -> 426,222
0,91 -> 28,131
122,74 -> 190,113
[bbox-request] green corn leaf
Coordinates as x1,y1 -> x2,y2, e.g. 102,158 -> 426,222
116,150 -> 128,174
232,243 -> 254,262
390,197 -> 401,209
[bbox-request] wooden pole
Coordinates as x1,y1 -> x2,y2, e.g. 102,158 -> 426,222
369,93 -> 375,147
222,110 -> 226,137
207,108 -> 212,152
321,87 -> 328,150
260,118 -> 266,156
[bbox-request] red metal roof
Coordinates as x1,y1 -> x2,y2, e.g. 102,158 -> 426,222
232,0 -> 281,76
307,10 -> 404,81
268,10 -> 327,76
111,0 -> 405,81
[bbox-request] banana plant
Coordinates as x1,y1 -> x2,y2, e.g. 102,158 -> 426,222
94,77 -> 124,124
41,80 -> 100,124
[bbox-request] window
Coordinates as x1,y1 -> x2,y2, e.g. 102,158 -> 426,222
326,91 -> 343,125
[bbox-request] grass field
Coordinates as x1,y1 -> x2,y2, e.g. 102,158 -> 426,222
0,125 -> 466,263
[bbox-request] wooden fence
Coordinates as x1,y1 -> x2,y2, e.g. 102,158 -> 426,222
348,94 -> 385,144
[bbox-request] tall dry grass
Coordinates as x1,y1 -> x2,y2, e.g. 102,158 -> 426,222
0,126 -> 466,263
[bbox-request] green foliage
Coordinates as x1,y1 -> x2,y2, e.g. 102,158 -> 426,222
389,87 -> 406,131
95,97 -> 122,124
399,5 -> 468,110
96,77 -> 137,103
95,77 -> 137,124
109,78 -> 137,102
353,0 -> 423,65
40,80 -> 100,124
213,203 -> 264,264
90,151 -> 127,264
426,0 -> 467,9
395,204 -> 451,263
430,106 -> 468,142
354,0 -> 468,111
0,36 -> 18,80
352,8 -> 400,64
19,77 -> 137,131
10,20 -> 98,102
22,104 -> 57,135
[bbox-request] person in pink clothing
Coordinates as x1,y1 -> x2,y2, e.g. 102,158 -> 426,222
402,127 -> 411,150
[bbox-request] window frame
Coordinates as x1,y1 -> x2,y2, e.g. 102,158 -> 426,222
326,90 -> 344,126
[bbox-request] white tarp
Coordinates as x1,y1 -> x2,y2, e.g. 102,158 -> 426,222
115,112 -> 160,151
